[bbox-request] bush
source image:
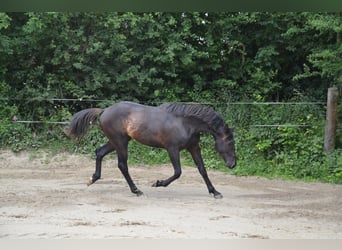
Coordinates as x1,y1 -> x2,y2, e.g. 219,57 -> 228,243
0,104 -> 40,152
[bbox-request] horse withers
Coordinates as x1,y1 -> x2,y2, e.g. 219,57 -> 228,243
64,101 -> 236,199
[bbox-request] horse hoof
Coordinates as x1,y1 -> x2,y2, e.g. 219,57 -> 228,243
135,190 -> 144,196
214,193 -> 223,199
86,177 -> 93,186
152,180 -> 161,187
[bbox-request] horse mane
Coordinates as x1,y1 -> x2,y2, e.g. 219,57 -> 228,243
159,102 -> 225,131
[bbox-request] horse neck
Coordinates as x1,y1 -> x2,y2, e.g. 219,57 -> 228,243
184,117 -> 223,137
207,123 -> 226,140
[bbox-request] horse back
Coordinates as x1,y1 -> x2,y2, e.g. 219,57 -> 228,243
100,102 -> 188,148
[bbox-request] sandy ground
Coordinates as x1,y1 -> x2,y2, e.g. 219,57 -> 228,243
0,150 -> 341,239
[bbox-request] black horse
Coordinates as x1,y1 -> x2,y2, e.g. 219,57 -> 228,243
64,101 -> 236,198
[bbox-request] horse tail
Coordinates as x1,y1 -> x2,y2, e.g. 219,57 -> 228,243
64,108 -> 104,142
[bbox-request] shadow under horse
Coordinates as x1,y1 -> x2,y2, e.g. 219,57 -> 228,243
64,101 -> 236,199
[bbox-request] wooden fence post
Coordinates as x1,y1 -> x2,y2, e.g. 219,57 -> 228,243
324,87 -> 339,153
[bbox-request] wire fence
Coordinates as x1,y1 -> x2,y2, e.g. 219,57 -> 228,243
13,120 -> 69,125
0,97 -> 326,105
3,98 -> 327,128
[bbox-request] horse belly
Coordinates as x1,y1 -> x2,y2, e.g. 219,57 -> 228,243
126,117 -> 166,148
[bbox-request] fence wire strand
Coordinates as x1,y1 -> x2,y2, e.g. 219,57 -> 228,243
0,97 -> 326,105
5,98 -> 326,127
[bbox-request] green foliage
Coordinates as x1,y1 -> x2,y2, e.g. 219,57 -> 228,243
0,104 -> 27,152
292,13 -> 342,87
2,12 -> 338,116
230,103 -> 341,184
1,12 -> 341,184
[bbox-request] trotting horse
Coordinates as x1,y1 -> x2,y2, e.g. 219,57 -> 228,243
64,101 -> 236,198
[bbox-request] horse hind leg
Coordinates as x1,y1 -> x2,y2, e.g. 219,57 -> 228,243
116,141 -> 143,196
87,142 -> 114,186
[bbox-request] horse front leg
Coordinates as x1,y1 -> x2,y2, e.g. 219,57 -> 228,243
87,142 -> 114,186
188,143 -> 223,199
152,148 -> 182,187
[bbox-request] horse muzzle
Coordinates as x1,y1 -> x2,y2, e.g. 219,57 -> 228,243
226,159 -> 236,169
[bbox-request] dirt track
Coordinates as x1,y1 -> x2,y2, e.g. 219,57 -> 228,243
0,150 -> 341,239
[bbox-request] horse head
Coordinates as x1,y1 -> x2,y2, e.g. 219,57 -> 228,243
214,125 -> 237,169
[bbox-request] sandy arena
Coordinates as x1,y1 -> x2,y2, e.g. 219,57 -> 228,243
0,150 -> 341,239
